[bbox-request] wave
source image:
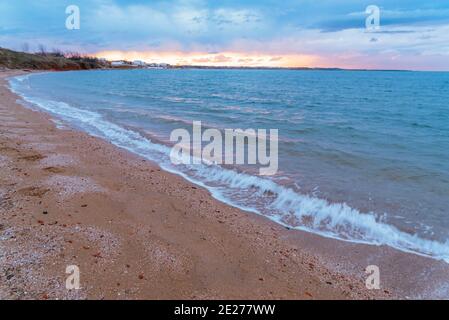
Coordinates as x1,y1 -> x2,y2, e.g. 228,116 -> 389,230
9,74 -> 449,263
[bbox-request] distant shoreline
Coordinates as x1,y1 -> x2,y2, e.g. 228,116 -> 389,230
169,65 -> 414,72
102,65 -> 416,72
2,46 -> 439,73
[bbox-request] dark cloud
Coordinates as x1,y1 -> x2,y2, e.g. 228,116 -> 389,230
0,0 -> 448,71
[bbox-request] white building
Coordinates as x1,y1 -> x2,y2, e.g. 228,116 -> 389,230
111,60 -> 128,67
132,60 -> 146,66
146,63 -> 171,69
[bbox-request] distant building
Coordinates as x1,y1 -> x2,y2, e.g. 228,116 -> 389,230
132,60 -> 146,66
111,60 -> 128,67
110,60 -> 170,69
146,62 -> 171,69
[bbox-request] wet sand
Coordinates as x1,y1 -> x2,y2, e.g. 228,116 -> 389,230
0,70 -> 446,300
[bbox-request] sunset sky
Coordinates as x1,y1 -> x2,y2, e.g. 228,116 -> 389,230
1,0 -> 449,70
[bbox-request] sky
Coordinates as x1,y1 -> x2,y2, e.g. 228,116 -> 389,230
1,0 -> 449,70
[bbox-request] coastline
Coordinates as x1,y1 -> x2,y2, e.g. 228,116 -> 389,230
1,69 -> 448,300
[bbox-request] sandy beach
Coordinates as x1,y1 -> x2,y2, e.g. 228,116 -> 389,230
2,69 -> 448,300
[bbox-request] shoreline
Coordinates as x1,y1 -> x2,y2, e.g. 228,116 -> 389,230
1,69 -> 448,299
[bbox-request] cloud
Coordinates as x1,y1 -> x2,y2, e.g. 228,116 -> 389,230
192,54 -> 232,63
1,0 -> 449,70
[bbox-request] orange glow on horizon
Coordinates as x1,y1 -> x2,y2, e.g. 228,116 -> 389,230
92,50 -> 323,68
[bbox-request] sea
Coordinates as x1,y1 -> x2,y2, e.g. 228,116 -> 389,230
9,69 -> 449,262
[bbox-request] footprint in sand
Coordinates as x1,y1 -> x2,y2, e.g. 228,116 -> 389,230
17,186 -> 49,198
19,154 -> 45,162
42,167 -> 65,174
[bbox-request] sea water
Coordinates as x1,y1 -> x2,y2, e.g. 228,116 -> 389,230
9,69 -> 449,262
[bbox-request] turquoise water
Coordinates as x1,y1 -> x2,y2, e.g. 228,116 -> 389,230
9,69 -> 449,261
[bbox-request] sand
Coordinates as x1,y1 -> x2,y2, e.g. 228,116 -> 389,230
1,70 -> 447,300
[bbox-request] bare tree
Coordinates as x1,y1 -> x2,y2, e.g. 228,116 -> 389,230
22,42 -> 30,53
38,44 -> 46,55
51,48 -> 65,57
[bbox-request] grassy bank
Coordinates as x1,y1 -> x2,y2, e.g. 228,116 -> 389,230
0,47 -> 108,70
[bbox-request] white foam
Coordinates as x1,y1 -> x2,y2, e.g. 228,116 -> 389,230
9,74 -> 449,263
